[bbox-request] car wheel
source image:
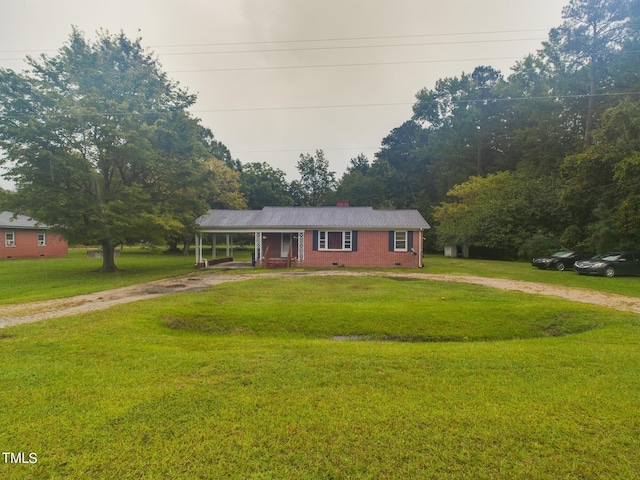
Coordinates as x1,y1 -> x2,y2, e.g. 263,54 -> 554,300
555,262 -> 566,271
604,266 -> 616,278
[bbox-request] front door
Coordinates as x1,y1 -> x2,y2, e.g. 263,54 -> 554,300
281,233 -> 291,257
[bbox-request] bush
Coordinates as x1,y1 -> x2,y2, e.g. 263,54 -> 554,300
519,233 -> 559,259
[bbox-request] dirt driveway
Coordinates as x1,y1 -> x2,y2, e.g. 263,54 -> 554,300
2,270 -> 640,329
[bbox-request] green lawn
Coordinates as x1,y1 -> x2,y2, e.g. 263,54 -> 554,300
1,275 -> 639,479
1,251 -> 639,306
0,247 -> 198,305
424,254 -> 640,298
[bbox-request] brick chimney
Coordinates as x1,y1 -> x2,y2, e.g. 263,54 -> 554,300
336,200 -> 350,207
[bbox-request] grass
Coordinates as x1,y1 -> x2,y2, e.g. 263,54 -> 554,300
1,250 -> 639,306
424,254 -> 640,298
0,247 -> 198,305
162,276 -> 603,341
1,275 -> 640,478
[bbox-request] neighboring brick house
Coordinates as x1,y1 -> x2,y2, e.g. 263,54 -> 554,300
195,206 -> 430,268
0,211 -> 68,260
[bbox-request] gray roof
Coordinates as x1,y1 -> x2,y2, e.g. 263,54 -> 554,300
0,211 -> 49,229
197,207 -> 430,231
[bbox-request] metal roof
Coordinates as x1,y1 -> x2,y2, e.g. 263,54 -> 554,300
197,207 -> 430,231
0,211 -> 49,229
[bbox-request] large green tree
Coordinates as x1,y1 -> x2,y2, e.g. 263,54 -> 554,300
0,28 -> 213,271
433,172 -> 563,257
561,99 -> 640,249
543,0 -> 631,145
239,162 -> 293,209
291,149 -> 337,206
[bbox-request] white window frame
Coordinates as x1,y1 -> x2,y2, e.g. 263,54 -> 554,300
37,231 -> 46,246
394,231 -> 408,251
5,230 -> 15,247
319,231 -> 352,251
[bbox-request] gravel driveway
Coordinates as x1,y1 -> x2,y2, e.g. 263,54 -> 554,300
2,271 -> 639,329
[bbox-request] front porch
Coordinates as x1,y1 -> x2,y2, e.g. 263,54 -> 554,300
194,230 -> 305,269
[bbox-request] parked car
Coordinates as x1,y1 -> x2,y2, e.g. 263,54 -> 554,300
573,252 -> 640,277
532,250 -> 594,271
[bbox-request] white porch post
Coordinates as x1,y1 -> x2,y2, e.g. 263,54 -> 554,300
195,232 -> 202,264
298,230 -> 305,262
225,234 -> 231,257
255,232 -> 262,265
212,234 -> 216,259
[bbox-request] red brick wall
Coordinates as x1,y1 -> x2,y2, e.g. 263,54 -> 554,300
302,230 -> 422,268
0,229 -> 68,260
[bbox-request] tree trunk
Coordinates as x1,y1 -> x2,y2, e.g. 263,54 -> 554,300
98,239 -> 119,273
165,240 -> 181,254
584,52 -> 597,147
182,238 -> 191,256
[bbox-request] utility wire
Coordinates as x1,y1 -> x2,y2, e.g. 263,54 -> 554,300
0,38 -> 544,63
150,28 -> 551,49
155,37 -> 545,57
0,28 -> 551,55
189,92 -> 640,114
167,56 -> 530,74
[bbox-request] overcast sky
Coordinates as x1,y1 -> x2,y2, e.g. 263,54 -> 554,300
0,0 -> 566,190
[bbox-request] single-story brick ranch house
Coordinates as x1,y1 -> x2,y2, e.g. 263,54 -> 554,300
0,211 -> 68,260
195,206 -> 430,268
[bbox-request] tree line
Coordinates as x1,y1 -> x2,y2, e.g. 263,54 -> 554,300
240,0 -> 640,259
1,0 -> 639,272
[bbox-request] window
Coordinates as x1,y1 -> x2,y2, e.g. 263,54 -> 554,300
5,230 -> 15,247
394,231 -> 407,251
37,231 -> 46,246
319,231 -> 352,251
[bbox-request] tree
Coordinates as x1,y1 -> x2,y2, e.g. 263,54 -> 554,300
543,0 -> 631,145
239,162 -> 293,209
561,99 -> 640,248
412,66 -> 511,187
0,28 -> 213,271
502,55 -> 583,175
205,158 -> 247,210
293,149 -> 336,206
433,172 -> 563,257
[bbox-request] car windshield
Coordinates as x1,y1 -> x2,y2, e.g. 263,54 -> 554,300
551,251 -> 573,258
599,253 -> 621,261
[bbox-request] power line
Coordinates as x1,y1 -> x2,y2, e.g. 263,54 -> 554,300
149,28 -> 551,49
167,55 -> 529,74
0,28 -> 551,56
189,92 -> 640,114
0,39 -> 544,64
155,37 -> 545,57
0,28 -> 550,64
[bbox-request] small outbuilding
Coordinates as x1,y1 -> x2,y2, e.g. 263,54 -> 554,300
0,211 -> 68,260
195,206 -> 430,268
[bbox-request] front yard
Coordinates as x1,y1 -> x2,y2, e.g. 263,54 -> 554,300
1,273 -> 639,478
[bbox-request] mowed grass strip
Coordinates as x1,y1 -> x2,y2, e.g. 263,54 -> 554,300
0,248 -> 198,305
2,250 -> 640,307
162,276 -> 603,341
424,254 -> 640,298
1,276 -> 639,479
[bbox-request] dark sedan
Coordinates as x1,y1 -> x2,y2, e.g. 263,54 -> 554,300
573,252 -> 640,277
532,250 -> 594,271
